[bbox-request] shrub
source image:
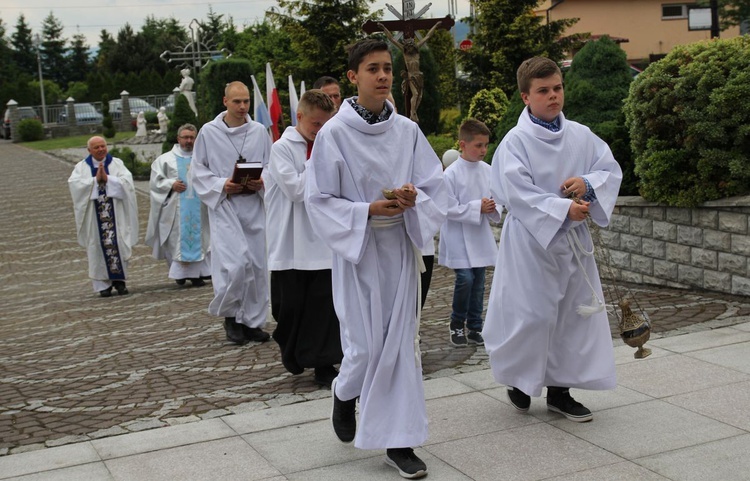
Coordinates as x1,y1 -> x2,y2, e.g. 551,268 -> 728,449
565,36 -> 637,195
624,36 -> 750,206
145,111 -> 158,124
426,134 -> 457,161
197,58 -> 255,124
163,93 -> 198,153
110,146 -> 151,178
17,119 -> 44,142
494,90 -> 525,146
466,88 -> 509,140
438,108 -> 461,136
101,94 -> 116,139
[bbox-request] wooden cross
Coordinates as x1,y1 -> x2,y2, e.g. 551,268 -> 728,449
362,1 -> 454,122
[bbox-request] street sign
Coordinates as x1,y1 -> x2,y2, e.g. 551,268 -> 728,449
459,39 -> 473,50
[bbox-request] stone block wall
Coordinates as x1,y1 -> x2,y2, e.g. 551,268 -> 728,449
600,196 -> 750,296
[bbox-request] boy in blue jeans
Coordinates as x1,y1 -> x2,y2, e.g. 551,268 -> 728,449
439,119 -> 501,346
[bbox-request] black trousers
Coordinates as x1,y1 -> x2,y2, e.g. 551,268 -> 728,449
271,269 -> 343,374
420,255 -> 435,310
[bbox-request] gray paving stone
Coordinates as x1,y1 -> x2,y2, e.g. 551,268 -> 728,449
425,423 -> 621,481
91,418 -> 235,459
241,420 -> 374,474
223,398 -> 330,435
103,437 -> 280,481
546,461 -> 671,481
636,433 -> 750,481
686,340 -> 750,374
0,443 -> 101,479
616,350 -> 750,398
0,463 -> 114,481
551,399 -> 744,459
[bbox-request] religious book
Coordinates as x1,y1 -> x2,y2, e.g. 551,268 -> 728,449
231,162 -> 263,195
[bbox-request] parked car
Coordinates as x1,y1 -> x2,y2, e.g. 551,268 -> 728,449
58,103 -> 103,125
2,107 -> 40,139
108,97 -> 157,121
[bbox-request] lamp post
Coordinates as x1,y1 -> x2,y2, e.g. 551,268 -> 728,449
33,34 -> 47,125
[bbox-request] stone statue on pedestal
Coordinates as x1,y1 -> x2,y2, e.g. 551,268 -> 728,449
179,68 -> 198,116
135,111 -> 147,137
157,107 -> 169,134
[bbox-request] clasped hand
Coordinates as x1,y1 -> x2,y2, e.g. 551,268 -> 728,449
369,183 -> 417,217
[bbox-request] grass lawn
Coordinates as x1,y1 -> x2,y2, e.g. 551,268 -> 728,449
22,132 -> 136,151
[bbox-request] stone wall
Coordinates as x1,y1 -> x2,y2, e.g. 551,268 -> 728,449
599,196 -> 750,296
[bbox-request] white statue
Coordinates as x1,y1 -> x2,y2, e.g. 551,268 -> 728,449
135,111 -> 147,137
179,68 -> 198,116
157,106 -> 169,134
441,149 -> 460,169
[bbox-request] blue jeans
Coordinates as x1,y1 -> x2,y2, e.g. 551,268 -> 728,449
450,267 -> 486,332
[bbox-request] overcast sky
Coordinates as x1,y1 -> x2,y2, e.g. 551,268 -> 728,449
2,0 -> 472,47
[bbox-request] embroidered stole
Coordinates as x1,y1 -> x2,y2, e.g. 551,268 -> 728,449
85,155 -> 125,280
176,155 -> 202,262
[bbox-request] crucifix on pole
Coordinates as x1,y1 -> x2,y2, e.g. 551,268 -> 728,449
363,1 -> 454,123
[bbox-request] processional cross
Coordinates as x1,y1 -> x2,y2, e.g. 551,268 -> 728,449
363,1 -> 454,122
159,19 -> 231,73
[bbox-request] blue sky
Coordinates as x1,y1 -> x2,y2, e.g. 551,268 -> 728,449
2,0 -> 473,47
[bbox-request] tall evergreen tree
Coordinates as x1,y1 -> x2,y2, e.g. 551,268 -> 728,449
11,14 -> 35,76
40,12 -> 68,86
426,28 -> 459,108
94,29 -> 116,70
460,0 -> 581,96
67,33 -> 90,83
268,0 -> 381,82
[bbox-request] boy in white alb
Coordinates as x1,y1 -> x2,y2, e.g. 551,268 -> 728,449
305,38 -> 449,479
266,90 -> 342,387
439,119 -> 500,347
484,57 -> 622,422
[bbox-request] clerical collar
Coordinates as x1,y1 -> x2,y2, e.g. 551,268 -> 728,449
347,97 -> 392,124
528,111 -> 561,132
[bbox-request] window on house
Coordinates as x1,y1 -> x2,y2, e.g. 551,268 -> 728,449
662,4 -> 690,19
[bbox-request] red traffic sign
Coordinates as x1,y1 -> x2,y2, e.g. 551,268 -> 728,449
459,39 -> 473,51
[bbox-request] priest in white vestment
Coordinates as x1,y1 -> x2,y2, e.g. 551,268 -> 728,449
190,82 -> 272,345
484,57 -> 622,423
146,123 -> 210,286
68,136 -> 139,297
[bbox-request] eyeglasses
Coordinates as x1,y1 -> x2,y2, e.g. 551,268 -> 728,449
178,135 -> 196,140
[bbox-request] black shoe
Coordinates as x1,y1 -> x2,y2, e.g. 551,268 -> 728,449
547,387 -> 592,422
189,278 -> 206,287
201,275 -> 212,280
240,324 -> 270,343
449,327 -> 467,346
112,281 -> 129,295
385,448 -> 427,479
224,317 -> 248,345
99,287 -> 113,297
314,365 -> 339,388
467,330 -> 484,345
330,377 -> 356,443
507,387 -> 530,412
175,279 -> 186,286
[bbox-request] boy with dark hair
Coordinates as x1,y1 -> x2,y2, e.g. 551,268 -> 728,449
484,57 -> 622,422
266,89 -> 342,387
312,76 -> 342,109
439,118 -> 500,347
305,37 -> 449,479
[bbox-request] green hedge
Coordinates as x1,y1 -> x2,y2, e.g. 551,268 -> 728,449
624,37 -> 750,206
17,119 -> 44,142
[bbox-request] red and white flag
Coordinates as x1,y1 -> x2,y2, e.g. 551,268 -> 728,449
266,62 -> 282,141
